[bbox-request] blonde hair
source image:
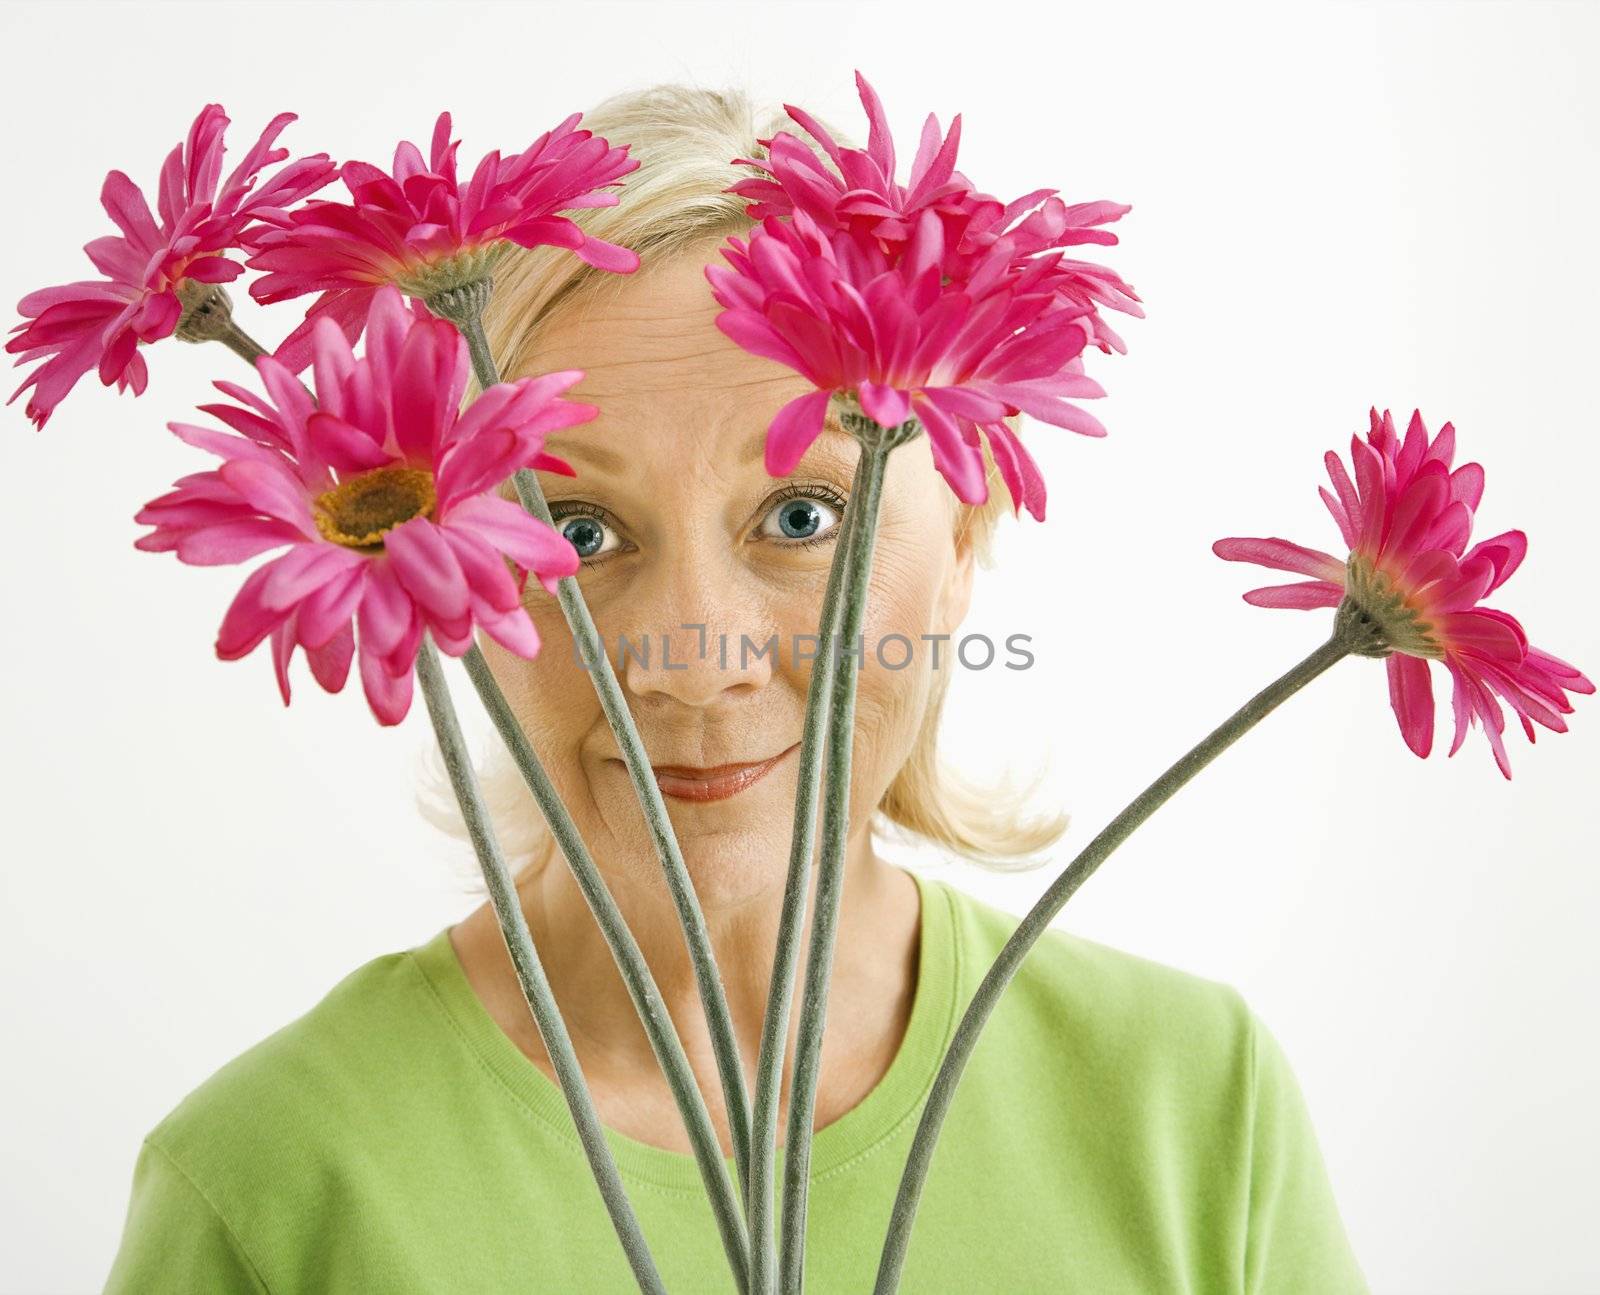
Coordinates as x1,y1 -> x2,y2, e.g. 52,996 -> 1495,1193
415,81 -> 1068,882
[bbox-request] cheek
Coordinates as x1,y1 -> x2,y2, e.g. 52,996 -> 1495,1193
844,533 -> 950,806
477,617 -> 599,796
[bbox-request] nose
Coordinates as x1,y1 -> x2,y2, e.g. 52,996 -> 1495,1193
619,561 -> 775,708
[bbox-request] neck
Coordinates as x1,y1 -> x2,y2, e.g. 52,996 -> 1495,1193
518,829 -> 919,1081
451,827 -> 924,1139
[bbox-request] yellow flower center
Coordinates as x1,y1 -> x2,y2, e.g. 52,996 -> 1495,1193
312,465 -> 437,550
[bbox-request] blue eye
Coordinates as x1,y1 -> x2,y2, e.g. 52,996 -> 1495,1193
556,513 -> 618,560
760,492 -> 842,543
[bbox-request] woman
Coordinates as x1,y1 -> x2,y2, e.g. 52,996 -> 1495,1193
104,84 -> 1369,1293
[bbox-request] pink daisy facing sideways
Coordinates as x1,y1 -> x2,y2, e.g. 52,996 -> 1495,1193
1214,408 -> 1592,777
246,111 -> 641,371
726,68 -> 1143,355
706,204 -> 1107,521
133,286 -> 587,725
6,105 -> 334,430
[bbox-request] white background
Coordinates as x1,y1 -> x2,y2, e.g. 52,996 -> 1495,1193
3,2 -> 1597,1292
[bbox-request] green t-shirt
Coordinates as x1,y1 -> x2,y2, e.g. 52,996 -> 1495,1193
104,868 -> 1368,1292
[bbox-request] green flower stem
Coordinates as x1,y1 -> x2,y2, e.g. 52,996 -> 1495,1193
414,638 -> 666,1295
870,629 -> 1355,1295
779,431 -> 898,1295
213,323 -> 267,367
432,283 -> 757,1211
747,449 -> 870,1294
459,643 -> 752,1291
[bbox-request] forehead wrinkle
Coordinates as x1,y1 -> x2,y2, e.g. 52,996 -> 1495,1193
599,300 -> 725,332
566,355 -> 806,403
528,292 -> 727,372
529,280 -> 796,399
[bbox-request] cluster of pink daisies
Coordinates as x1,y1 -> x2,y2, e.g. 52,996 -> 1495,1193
6,75 -> 1590,774
707,71 -> 1142,521
8,103 -> 636,725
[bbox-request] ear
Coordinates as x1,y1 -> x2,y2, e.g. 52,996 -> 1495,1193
937,506 -> 978,635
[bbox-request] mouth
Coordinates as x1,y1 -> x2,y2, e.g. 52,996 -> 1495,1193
646,743 -> 800,803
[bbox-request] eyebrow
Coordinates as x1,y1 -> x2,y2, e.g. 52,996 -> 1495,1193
554,407 -> 854,475
742,410 -> 853,466
556,438 -> 628,474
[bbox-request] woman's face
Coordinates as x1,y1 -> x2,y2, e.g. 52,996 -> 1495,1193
480,238 -> 975,909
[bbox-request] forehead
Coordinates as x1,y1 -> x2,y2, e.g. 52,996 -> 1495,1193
523,242 -> 794,401
516,240 -> 853,480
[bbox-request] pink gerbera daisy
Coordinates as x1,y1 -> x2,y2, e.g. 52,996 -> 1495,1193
726,69 -> 1142,354
1214,408 -> 1592,777
706,205 -> 1106,520
133,286 -> 587,726
6,105 -> 334,429
246,111 -> 641,372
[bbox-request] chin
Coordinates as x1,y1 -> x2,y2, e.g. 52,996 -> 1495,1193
589,761 -> 805,910
670,826 -> 795,911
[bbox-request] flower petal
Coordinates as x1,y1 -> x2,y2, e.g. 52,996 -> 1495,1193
1386,652 -> 1435,759
1212,537 -> 1346,582
765,389 -> 832,477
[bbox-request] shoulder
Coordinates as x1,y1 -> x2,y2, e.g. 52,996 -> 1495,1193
930,874 -> 1256,1105
142,938 -> 446,1194
934,872 -> 1252,1034
106,935 -> 468,1290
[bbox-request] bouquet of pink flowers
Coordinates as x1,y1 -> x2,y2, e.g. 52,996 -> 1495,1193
12,74 -> 1590,1294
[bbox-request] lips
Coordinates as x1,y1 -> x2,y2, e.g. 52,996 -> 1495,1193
649,743 -> 799,803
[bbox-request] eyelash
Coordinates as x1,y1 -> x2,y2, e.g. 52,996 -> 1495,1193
546,482 -> 850,569
765,482 -> 850,551
544,501 -> 619,571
